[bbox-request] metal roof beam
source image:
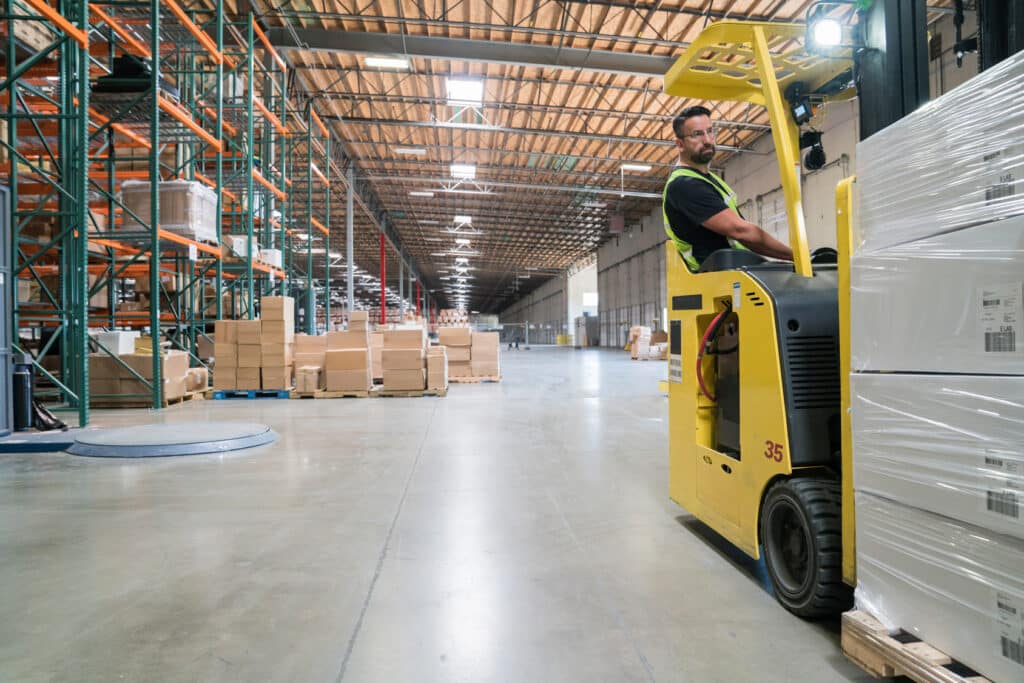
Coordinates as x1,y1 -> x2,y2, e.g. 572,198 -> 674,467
363,174 -> 662,199
267,28 -> 677,77
330,116 -> 756,153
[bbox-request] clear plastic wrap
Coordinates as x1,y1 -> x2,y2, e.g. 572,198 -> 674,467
850,214 -> 1024,374
119,179 -> 218,243
856,49 -> 1024,253
856,493 -> 1024,683
227,235 -> 259,260
852,373 -> 1024,541
259,248 -> 282,268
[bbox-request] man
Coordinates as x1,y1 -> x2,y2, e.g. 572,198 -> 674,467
663,105 -> 793,271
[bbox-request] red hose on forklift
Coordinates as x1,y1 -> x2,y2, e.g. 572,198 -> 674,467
696,306 -> 731,402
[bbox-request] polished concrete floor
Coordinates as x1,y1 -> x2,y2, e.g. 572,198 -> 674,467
0,347 -> 872,682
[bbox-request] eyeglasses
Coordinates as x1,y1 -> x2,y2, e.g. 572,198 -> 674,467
680,127 -> 717,141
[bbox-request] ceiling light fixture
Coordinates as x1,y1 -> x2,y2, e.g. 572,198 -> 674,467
453,214 -> 472,224
409,191 -> 435,197
450,164 -> 476,180
446,78 -> 484,107
394,146 -> 426,155
454,238 -> 471,246
365,56 -> 410,69
620,163 -> 652,172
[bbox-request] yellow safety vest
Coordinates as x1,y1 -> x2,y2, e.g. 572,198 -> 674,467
663,166 -> 750,271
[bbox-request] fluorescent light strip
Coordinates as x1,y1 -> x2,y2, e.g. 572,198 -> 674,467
365,56 -> 410,69
620,163 -> 652,172
394,146 -> 426,155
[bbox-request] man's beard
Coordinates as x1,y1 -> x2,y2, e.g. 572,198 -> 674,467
690,146 -> 715,164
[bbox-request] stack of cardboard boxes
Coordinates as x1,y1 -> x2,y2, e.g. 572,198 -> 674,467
294,334 -> 327,393
439,327 -> 472,378
629,326 -> 652,359
382,328 -> 428,390
88,349 -> 191,403
260,296 -> 294,390
213,319 -> 237,390
470,332 -> 500,378
235,320 -> 262,390
427,346 -> 448,392
325,327 -> 372,392
370,332 -> 384,382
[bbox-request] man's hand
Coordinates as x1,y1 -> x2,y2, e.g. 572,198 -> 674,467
703,208 -> 794,261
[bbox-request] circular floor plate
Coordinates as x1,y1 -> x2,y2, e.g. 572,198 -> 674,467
66,422 -> 277,458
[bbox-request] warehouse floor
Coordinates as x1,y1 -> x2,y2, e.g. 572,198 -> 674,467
0,348 -> 871,682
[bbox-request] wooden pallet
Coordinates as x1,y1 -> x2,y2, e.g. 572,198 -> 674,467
91,387 -> 212,409
449,375 -> 502,384
376,386 -> 448,398
841,611 -> 991,683
290,388 -> 375,399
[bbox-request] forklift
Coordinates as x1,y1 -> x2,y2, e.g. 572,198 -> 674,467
658,0 -> 1018,618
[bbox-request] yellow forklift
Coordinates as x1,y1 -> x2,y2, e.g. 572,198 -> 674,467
662,20 -> 859,618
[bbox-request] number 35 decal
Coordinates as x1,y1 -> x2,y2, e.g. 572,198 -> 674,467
764,440 -> 784,462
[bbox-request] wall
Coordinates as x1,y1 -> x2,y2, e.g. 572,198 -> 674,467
566,262 -> 598,341
498,274 -> 568,345
595,211 -> 667,348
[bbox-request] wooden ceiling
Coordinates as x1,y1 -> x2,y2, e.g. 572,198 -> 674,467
253,0 -> 956,313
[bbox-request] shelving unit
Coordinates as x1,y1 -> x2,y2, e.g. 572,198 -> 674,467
3,2 -> 324,423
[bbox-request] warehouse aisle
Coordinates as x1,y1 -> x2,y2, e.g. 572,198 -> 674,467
0,348 -> 870,682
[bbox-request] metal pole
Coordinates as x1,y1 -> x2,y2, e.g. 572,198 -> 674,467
415,280 -> 421,317
379,232 -> 386,325
346,165 -> 354,315
398,258 -> 404,319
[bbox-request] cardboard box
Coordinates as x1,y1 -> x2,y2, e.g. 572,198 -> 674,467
325,348 -> 369,371
88,353 -> 125,380
449,361 -> 472,378
852,372 -> 1024,541
197,336 -> 215,360
236,320 -> 262,345
186,367 -> 208,392
370,332 -> 384,348
121,375 -> 187,401
295,333 -> 327,352
89,378 -> 121,397
327,330 -> 370,350
383,328 -> 426,349
326,368 -> 372,392
852,216 -> 1024,374
260,342 -> 293,367
261,319 -> 295,343
92,330 -> 139,355
350,320 -> 368,333
438,327 -> 472,347
261,366 -> 293,390
856,493 -> 1024,683
349,310 -> 369,323
295,366 -> 321,393
236,367 -> 261,390
214,343 -> 237,368
294,351 -> 325,369
632,340 -> 650,360
428,345 -> 446,357
383,368 -> 425,390
371,349 -> 383,380
427,354 -> 447,391
471,360 -> 500,377
382,348 -> 424,371
214,369 -> 236,390
261,296 -> 294,321
121,350 -> 190,382
447,346 -> 471,362
236,344 -> 261,368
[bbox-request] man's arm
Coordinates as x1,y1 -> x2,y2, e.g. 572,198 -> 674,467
702,209 -> 794,261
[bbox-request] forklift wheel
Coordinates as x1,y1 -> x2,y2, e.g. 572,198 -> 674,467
760,478 -> 852,618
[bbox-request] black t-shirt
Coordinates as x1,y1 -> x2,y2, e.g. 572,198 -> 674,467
664,168 -> 732,264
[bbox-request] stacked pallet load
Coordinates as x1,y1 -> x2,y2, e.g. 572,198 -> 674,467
470,332 -> 500,379
382,328 -> 427,392
438,327 -> 472,378
437,308 -> 468,326
325,327 -> 372,394
370,331 -> 384,383
427,346 -> 448,394
234,320 -> 262,390
845,50 -> 1024,683
629,326 -> 651,359
88,348 -> 192,406
294,334 -> 327,394
260,297 -> 294,390
213,320 -> 237,390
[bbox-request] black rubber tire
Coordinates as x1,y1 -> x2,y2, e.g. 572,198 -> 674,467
760,477 -> 852,618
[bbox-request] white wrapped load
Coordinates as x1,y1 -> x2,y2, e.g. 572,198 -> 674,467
856,493 -> 1024,683
856,49 -> 1024,253
851,215 -> 1024,374
120,180 -> 218,244
852,372 -> 1024,541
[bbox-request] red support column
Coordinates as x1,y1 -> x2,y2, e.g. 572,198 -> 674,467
379,233 -> 387,325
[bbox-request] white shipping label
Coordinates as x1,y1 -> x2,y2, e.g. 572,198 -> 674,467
669,356 -> 682,384
981,449 -> 1023,523
732,282 -> 741,310
188,244 -> 197,262
995,591 -> 1024,668
979,283 -> 1023,353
